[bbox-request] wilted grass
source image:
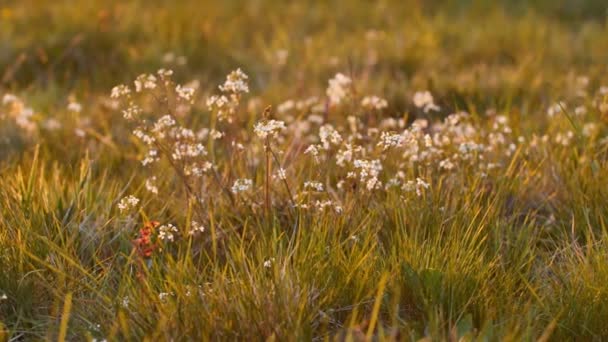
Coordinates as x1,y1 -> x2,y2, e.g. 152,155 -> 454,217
1,1 -> 608,341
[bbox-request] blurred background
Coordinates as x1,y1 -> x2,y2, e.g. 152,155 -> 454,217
1,0 -> 607,100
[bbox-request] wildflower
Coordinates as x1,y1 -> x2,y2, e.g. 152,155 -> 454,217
152,115 -> 176,135
75,128 -> 86,137
209,129 -> 224,140
232,178 -> 253,194
353,159 -> 383,191
110,84 -> 131,99
277,168 -> 287,180
263,258 -> 275,268
157,68 -> 174,78
206,95 -> 229,110
118,195 -> 139,213
304,181 -> 324,192
439,159 -> 455,170
142,149 -> 159,166
188,221 -> 205,236
43,118 -> 62,131
413,91 -> 440,112
158,292 -> 173,302
158,224 -> 178,242
134,74 -> 157,92
378,132 -> 404,150
0,293 -> 7,300
122,104 -> 141,120
319,124 -> 342,149
326,73 -> 352,105
145,177 -> 158,194
67,102 -> 82,113
361,95 -> 388,110
547,102 -> 566,117
121,296 -> 130,308
2,94 -> 17,105
132,221 -> 159,258
254,119 -> 286,139
175,84 -> 195,102
304,144 -> 321,163
403,178 -> 429,197
219,68 -> 249,94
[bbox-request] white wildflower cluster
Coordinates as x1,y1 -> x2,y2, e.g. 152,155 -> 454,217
188,221 -> 205,236
1,93 -> 37,133
263,258 -> 275,268
110,84 -> 131,99
232,178 -> 253,194
402,178 -> 430,197
303,181 -> 324,192
67,101 -> 82,113
254,119 -> 286,139
413,91 -> 440,113
175,84 -> 195,103
117,195 -> 139,213
326,73 -> 352,105
158,292 -> 174,303
353,159 -> 383,191
276,167 -> 287,180
207,68 -> 249,122
134,73 -> 157,92
219,68 -> 249,94
319,124 -> 343,149
361,95 -> 388,110
158,224 -> 178,242
377,132 -> 404,150
145,176 -> 159,194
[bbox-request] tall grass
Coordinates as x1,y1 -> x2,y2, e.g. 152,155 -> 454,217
1,0 -> 608,340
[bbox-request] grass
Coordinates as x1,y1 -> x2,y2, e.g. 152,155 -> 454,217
1,0 -> 608,340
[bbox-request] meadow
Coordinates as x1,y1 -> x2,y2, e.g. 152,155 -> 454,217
1,0 -> 608,340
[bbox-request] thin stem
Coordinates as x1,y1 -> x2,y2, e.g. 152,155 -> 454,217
265,136 -> 271,218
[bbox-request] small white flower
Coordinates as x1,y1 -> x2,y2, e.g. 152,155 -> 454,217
231,178 -> 253,194
176,84 -> 195,102
134,74 -> 157,92
219,68 -> 249,94
157,68 -> 174,78
2,94 -> 17,105
110,84 -> 131,99
377,132 -> 404,150
326,73 -> 352,105
254,120 -> 286,139
263,258 -> 275,268
413,91 -> 440,113
277,168 -> 287,180
67,102 -> 82,113
188,221 -> 205,236
158,224 -> 178,242
361,95 -> 388,110
117,195 -> 139,213
158,292 -> 173,302
304,181 -> 324,192
145,177 -> 158,194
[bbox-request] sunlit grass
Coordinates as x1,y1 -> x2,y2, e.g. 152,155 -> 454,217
1,1 -> 608,341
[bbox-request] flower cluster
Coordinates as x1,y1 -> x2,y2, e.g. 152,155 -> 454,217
326,73 -> 352,105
